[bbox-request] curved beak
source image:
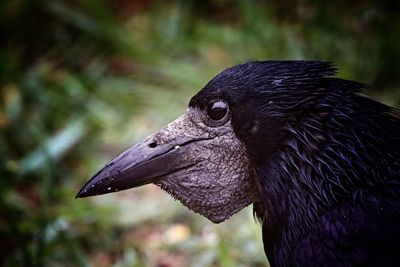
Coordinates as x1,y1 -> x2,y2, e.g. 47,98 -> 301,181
76,114 -> 207,198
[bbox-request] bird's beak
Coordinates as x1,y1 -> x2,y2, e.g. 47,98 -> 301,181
76,113 -> 207,198
76,110 -> 257,223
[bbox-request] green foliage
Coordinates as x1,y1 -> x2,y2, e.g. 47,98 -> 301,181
1,0 -> 399,266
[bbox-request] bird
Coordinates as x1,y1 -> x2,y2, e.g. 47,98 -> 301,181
76,61 -> 400,267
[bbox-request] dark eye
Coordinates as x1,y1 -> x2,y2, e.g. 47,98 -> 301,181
207,100 -> 228,121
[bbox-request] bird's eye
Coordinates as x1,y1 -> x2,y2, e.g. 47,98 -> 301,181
207,100 -> 228,121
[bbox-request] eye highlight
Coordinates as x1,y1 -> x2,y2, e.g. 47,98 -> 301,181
207,100 -> 229,121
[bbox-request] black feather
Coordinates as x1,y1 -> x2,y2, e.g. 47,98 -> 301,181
193,61 -> 400,267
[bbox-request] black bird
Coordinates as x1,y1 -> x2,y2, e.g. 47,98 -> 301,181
77,61 -> 400,267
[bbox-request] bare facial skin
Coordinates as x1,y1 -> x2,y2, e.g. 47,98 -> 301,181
152,110 -> 259,223
76,107 -> 259,223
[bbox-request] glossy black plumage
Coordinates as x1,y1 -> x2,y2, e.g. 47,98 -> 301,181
197,61 -> 400,266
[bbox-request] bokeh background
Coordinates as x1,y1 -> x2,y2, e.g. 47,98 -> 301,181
1,1 -> 399,266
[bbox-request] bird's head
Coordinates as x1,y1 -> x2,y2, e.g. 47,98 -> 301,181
76,61 -> 336,223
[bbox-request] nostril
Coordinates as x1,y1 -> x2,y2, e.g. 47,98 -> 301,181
149,141 -> 157,148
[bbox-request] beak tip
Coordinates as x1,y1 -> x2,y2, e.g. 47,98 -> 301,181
75,178 -> 100,199
76,174 -> 120,199
75,187 -> 90,199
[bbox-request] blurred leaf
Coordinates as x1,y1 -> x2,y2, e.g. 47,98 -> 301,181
19,119 -> 86,175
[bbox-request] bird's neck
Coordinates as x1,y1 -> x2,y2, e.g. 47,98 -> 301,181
255,110 -> 394,266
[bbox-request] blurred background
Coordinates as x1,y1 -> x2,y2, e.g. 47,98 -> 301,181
1,0 -> 399,266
